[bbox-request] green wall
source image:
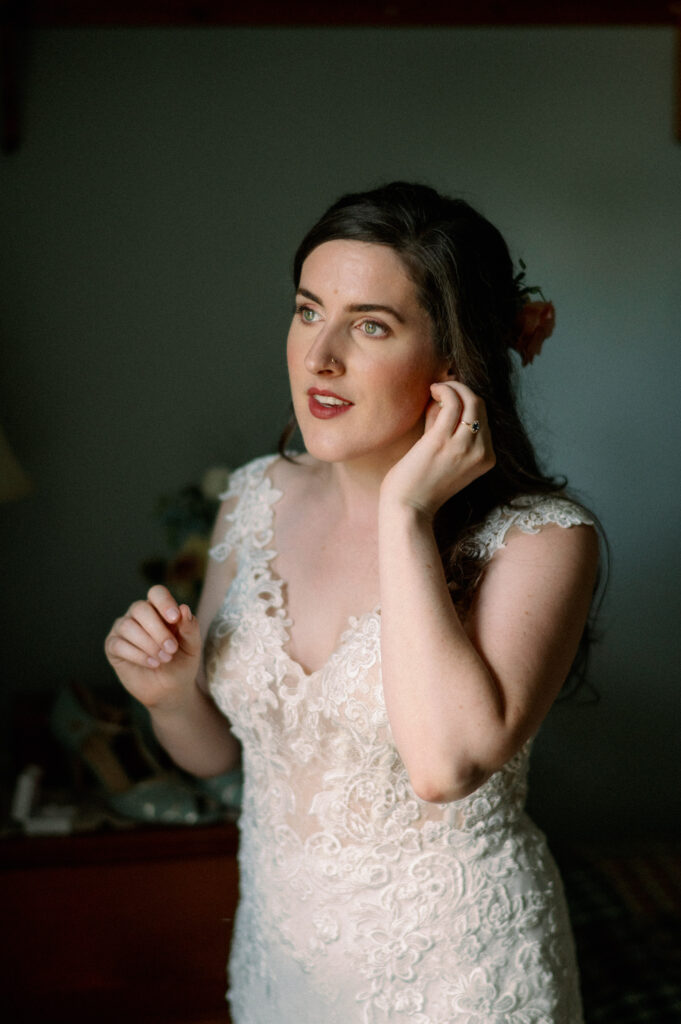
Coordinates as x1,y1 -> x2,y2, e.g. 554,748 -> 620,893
1,27 -> 679,840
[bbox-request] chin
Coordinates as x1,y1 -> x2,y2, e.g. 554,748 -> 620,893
300,428 -> 415,469
298,433 -> 360,464
294,400 -> 427,467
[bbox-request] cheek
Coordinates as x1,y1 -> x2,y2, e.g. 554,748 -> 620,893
382,355 -> 439,413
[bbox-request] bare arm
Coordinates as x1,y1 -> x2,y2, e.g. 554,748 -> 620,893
379,381 -> 599,803
104,499 -> 241,777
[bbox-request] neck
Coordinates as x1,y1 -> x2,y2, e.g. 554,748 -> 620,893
309,438 -> 415,524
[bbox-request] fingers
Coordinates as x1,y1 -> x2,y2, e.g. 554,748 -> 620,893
117,606 -> 178,666
429,381 -> 487,439
429,380 -> 495,477
106,609 -> 175,669
106,631 -> 162,669
106,590 -> 199,671
176,603 -> 202,656
146,584 -> 182,626
428,382 -> 463,435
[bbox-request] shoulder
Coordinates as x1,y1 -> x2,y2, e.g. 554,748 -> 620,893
465,508 -> 599,745
465,493 -> 599,615
216,453 -> 280,501
268,450 -> 331,504
218,450 -> 325,516
483,512 -> 599,591
207,454 -> 282,562
466,494 -> 599,624
461,493 -> 597,564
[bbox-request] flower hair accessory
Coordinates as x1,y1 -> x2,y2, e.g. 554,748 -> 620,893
512,260 -> 556,366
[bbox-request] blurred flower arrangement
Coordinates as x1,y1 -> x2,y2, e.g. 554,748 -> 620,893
140,467 -> 230,605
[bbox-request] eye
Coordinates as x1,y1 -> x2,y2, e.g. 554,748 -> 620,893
359,319 -> 389,338
296,304 -> 320,324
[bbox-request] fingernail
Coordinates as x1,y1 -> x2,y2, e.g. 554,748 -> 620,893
163,638 -> 178,654
158,649 -> 172,663
165,607 -> 179,622
147,657 -> 160,668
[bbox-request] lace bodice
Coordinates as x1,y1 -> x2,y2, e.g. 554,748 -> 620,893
206,455 -> 591,1023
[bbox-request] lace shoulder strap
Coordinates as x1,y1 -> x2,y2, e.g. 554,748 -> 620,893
460,494 -> 595,564
209,453 -> 280,563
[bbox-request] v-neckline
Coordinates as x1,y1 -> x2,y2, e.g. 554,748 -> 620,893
260,458 -> 381,681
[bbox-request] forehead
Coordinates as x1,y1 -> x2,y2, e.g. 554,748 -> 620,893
300,240 -> 419,305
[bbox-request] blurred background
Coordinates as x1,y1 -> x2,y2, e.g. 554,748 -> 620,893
1,4 -> 679,846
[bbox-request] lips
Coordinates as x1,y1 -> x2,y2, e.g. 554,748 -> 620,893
307,387 -> 353,419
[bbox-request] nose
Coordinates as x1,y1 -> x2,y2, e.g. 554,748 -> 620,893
304,328 -> 344,376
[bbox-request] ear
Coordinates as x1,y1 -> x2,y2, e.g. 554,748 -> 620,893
434,363 -> 458,382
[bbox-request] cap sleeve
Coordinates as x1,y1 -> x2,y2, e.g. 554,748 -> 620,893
460,495 -> 595,564
208,454 -> 280,563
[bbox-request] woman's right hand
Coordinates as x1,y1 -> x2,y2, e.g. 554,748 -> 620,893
104,585 -> 203,713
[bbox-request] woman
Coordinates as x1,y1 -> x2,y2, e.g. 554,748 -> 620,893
106,182 -> 599,1022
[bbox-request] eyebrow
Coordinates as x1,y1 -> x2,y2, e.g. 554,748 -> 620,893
296,287 -> 406,324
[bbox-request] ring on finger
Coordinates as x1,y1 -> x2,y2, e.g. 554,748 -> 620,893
460,418 -> 480,434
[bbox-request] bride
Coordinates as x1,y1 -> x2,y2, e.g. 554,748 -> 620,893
106,181 -> 598,1022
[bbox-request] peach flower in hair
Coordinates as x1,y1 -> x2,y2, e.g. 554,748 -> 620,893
513,300 -> 556,366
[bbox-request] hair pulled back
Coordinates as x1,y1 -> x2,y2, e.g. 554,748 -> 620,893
282,181 -> 569,612
293,181 -> 520,391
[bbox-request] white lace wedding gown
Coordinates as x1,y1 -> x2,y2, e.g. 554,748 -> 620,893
206,455 -> 590,1023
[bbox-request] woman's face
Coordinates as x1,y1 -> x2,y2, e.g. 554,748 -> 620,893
287,240 -> 448,469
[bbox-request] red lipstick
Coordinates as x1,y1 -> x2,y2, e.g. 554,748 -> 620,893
307,387 -> 353,420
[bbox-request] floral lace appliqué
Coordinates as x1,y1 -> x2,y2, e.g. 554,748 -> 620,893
207,457 -> 588,1024
459,495 -> 594,563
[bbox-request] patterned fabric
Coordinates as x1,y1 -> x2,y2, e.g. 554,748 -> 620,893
206,455 -> 593,1023
556,843 -> 681,1024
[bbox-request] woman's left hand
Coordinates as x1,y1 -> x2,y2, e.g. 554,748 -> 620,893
381,381 -> 496,517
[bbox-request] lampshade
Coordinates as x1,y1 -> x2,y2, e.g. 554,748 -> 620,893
0,424 -> 32,502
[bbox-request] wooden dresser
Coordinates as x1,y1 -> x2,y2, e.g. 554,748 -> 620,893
1,822 -> 239,1024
